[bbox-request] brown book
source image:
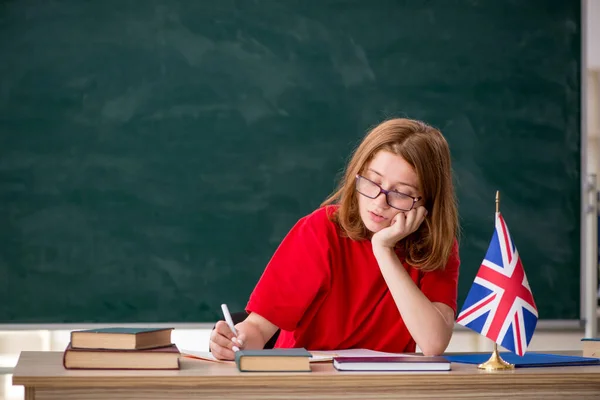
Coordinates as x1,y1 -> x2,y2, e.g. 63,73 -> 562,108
234,348 -> 311,372
63,343 -> 180,370
70,327 -> 173,350
582,338 -> 600,358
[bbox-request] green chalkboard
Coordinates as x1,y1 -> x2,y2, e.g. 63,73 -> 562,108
0,0 -> 581,323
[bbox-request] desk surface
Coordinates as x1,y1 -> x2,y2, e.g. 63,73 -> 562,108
12,351 -> 600,400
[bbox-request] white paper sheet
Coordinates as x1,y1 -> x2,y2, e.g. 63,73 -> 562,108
181,348 -> 412,364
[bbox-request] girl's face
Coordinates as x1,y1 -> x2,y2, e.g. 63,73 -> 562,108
357,150 -> 423,234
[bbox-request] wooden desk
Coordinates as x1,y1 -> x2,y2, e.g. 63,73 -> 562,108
12,351 -> 600,400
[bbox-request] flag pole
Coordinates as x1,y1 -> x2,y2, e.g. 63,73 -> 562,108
477,191 -> 515,371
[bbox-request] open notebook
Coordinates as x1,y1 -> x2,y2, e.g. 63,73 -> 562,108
181,348 -> 414,364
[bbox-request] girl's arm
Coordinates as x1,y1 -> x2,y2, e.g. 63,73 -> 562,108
371,207 -> 455,356
372,245 -> 454,356
210,312 -> 279,360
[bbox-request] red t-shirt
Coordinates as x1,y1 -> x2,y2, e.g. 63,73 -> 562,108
246,206 -> 460,352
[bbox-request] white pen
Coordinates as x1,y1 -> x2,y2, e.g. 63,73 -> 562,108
221,303 -> 240,352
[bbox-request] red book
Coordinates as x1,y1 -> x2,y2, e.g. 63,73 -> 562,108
63,343 -> 180,370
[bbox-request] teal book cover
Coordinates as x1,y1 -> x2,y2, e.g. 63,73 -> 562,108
74,328 -> 171,334
70,327 -> 174,350
235,348 -> 312,372
236,348 -> 311,358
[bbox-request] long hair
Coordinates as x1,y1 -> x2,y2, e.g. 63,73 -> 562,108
321,118 -> 458,272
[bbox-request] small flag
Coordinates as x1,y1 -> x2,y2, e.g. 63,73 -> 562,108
456,212 -> 538,356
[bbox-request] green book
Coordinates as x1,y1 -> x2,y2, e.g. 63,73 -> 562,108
70,327 -> 174,350
235,348 -> 312,372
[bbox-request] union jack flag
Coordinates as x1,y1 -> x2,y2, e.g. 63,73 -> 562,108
456,212 -> 538,356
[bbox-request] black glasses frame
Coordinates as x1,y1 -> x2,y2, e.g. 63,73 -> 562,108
355,174 -> 422,211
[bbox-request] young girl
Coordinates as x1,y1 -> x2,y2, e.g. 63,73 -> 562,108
210,118 -> 459,359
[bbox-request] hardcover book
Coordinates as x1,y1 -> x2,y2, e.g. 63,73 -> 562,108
70,327 -> 173,350
582,338 -> 600,358
333,355 -> 451,371
235,348 -> 311,372
63,343 -> 180,370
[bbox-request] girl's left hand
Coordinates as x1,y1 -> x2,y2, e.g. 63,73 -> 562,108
371,206 -> 428,249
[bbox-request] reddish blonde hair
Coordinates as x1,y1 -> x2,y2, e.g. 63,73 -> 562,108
321,118 -> 458,272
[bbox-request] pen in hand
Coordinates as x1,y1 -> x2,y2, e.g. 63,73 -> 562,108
221,303 -> 240,352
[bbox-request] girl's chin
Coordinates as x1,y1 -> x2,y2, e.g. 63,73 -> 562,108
362,218 -> 388,234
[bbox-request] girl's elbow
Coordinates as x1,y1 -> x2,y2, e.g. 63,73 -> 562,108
419,338 -> 451,356
421,347 -> 444,357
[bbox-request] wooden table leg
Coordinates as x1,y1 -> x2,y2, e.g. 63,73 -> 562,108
24,387 -> 35,400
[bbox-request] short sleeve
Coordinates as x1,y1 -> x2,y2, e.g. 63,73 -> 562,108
246,209 -> 332,331
419,239 -> 460,315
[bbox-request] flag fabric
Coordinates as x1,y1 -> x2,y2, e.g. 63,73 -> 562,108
456,212 -> 538,356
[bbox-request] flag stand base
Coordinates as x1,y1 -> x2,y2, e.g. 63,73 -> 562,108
477,345 -> 514,371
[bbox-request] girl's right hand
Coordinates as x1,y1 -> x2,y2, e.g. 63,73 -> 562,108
209,320 -> 246,360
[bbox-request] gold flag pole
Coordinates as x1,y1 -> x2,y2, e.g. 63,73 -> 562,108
477,191 -> 515,371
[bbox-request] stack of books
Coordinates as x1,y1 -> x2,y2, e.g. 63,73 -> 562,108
63,327 -> 180,370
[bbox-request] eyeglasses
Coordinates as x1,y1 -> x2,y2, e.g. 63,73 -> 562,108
355,174 -> 422,211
